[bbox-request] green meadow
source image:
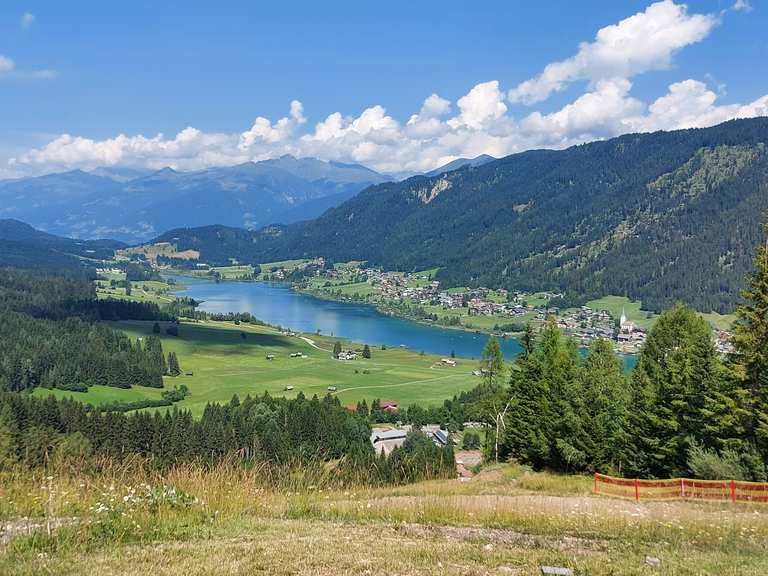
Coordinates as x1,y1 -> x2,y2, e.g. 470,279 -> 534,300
34,319 -> 479,416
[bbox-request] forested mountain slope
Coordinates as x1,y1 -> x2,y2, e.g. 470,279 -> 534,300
157,118 -> 768,313
0,219 -> 125,273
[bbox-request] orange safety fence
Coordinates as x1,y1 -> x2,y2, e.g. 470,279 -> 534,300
594,472 -> 768,503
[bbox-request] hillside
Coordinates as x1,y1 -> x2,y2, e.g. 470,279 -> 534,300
156,118 -> 768,313
0,156 -> 388,242
0,219 -> 125,272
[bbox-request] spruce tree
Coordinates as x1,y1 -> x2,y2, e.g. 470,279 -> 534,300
629,305 -> 723,477
333,341 -> 342,358
731,217 -> 768,458
362,344 -> 371,359
578,338 -> 630,474
168,352 -> 181,377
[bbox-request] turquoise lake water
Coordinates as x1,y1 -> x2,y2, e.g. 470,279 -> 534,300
169,276 -> 636,369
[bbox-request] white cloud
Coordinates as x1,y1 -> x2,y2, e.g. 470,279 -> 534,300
21,12 -> 35,29
4,1 -> 767,179
629,79 -> 768,132
239,100 -> 306,149
732,0 -> 752,13
0,55 -> 15,75
509,0 -> 718,104
520,78 -> 645,143
449,81 -> 507,129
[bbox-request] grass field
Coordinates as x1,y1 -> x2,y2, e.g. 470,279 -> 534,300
33,319 -> 479,415
2,462 -> 766,575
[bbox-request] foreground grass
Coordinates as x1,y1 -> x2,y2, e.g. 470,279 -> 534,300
2,463 -> 766,575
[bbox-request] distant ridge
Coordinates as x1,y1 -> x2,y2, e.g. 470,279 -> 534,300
0,156 -> 389,242
425,154 -> 496,176
0,218 -> 124,272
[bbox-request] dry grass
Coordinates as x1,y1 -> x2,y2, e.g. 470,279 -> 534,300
2,461 -> 767,575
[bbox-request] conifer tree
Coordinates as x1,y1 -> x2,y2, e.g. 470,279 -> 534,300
0,404 -> 19,469
731,217 -> 768,458
333,341 -> 342,358
362,344 -> 371,359
629,305 -> 723,476
168,352 -> 181,377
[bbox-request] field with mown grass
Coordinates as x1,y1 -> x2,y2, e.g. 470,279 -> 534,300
1,462 -> 766,575
33,319 -> 479,415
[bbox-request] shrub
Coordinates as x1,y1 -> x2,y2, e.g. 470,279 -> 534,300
687,444 -> 749,481
461,431 -> 481,450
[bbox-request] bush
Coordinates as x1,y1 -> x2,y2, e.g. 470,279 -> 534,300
687,444 -> 749,481
461,431 -> 481,450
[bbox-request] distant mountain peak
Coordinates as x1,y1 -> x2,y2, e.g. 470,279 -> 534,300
426,154 -> 497,176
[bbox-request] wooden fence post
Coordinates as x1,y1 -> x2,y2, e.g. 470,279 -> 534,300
731,479 -> 736,503
634,478 -> 639,501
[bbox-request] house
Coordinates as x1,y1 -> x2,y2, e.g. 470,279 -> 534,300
380,400 -> 399,413
285,385 -> 294,391
327,386 -> 337,392
431,429 -> 450,446
370,428 -> 409,455
422,425 -> 453,447
266,354 -> 275,360
440,358 -> 457,367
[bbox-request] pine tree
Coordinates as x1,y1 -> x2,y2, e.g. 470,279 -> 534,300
0,404 -> 19,469
168,352 -> 181,377
629,305 -> 724,476
362,344 -> 371,359
578,338 -> 630,474
731,216 -> 768,458
521,323 -> 536,359
480,336 -> 504,389
152,322 -> 161,334
333,341 -> 342,358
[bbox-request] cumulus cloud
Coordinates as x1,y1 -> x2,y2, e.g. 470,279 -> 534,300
509,0 -> 718,104
4,1 -> 767,179
21,12 -> 35,29
0,55 -> 15,75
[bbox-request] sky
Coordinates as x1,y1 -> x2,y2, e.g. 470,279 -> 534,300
1,0 -> 767,177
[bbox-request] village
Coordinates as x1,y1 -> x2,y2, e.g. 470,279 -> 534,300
302,264 -> 735,355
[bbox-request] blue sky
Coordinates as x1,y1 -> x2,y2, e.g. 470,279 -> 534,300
1,0 -> 766,176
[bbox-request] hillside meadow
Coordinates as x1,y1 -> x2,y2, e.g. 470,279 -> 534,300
2,462 -> 766,575
33,319 -> 479,415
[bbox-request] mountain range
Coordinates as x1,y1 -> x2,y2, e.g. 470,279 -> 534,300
0,156 -> 388,242
154,117 -> 768,314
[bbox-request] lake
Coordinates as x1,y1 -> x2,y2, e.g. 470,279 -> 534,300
169,276 -> 636,369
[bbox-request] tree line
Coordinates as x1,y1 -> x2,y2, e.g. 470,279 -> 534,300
469,219 -> 768,480
0,391 -> 455,485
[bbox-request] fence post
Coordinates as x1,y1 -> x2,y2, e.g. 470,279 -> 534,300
594,474 -> 597,494
731,479 -> 736,503
680,477 -> 684,499
634,478 -> 639,501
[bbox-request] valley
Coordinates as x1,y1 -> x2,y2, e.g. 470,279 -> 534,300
5,4 -> 768,575
33,318 -> 481,415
